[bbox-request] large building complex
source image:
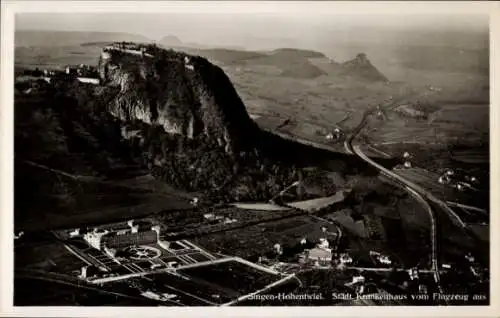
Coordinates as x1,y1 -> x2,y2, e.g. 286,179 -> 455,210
82,220 -> 170,256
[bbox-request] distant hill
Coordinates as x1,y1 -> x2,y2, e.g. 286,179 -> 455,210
179,48 -> 267,65
269,48 -> 327,59
158,37 -> 246,51
159,35 -> 183,47
261,49 -> 327,78
336,53 -> 388,82
182,47 -> 328,79
178,47 -> 387,81
307,53 -> 388,82
15,30 -> 152,48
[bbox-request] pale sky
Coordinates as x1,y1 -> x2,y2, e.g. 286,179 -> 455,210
13,2 -> 490,49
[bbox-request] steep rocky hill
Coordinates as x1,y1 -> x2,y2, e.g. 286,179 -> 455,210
16,43 -> 391,210
97,45 -> 260,155
336,53 -> 388,82
94,44 -> 385,200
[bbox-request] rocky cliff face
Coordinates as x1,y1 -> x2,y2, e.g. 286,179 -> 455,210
97,45 -> 259,154
91,43 -> 378,202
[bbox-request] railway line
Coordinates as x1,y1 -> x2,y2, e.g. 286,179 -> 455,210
344,107 -> 449,298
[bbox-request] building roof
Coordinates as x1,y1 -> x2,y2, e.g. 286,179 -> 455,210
308,247 -> 332,260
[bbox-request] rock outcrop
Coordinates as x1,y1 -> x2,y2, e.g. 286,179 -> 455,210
97,44 -> 260,154
338,53 -> 388,82
90,43 -> 386,202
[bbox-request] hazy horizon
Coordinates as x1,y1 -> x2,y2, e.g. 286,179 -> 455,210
15,11 -> 489,51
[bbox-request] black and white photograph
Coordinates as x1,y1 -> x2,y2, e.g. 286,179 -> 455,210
1,0 -> 498,315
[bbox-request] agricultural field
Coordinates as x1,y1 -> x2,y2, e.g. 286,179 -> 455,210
179,260 -> 280,296
321,192 -> 433,267
362,101 -> 489,148
394,168 -> 457,197
451,148 -> 489,165
14,277 -> 160,306
15,163 -> 194,232
297,269 -> 360,299
158,206 -> 296,229
192,215 -> 335,261
157,206 -> 304,238
104,278 -> 208,306
138,271 -> 237,305
394,167 -> 488,211
15,45 -> 103,70
468,224 -> 489,243
229,58 -> 488,155
15,239 -> 86,274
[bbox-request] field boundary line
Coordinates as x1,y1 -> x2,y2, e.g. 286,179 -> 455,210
62,243 -> 93,267
445,201 -> 488,215
220,273 -> 296,307
233,257 -> 280,275
180,240 -> 217,260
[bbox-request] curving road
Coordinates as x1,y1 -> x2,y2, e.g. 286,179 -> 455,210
344,111 -> 466,229
351,145 -> 444,293
262,100 -> 454,297
345,110 -> 449,297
